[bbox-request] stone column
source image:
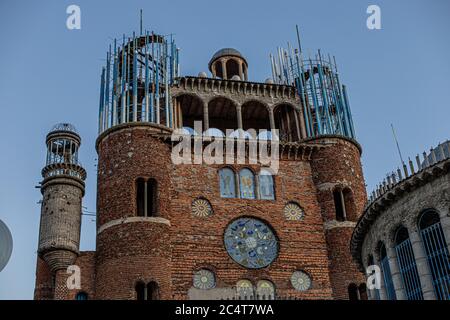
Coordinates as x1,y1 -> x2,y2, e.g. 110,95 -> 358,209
386,243 -> 407,300
238,61 -> 244,80
221,59 -> 227,80
211,63 -> 217,78
269,109 -> 275,130
244,67 -> 248,81
408,228 -> 436,299
237,105 -> 243,130
203,102 -> 209,130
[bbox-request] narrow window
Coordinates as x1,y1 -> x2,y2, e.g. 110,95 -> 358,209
333,189 -> 346,221
136,178 -> 146,217
135,282 -> 146,300
394,226 -> 424,300
379,242 -> 396,300
348,283 -> 359,300
259,169 -> 275,200
147,281 -> 160,300
239,168 -> 256,199
358,283 -> 368,300
219,168 -> 236,198
342,188 -> 355,221
419,210 -> 450,300
136,178 -> 157,217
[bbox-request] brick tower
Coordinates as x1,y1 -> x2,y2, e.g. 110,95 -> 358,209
35,123 -> 86,299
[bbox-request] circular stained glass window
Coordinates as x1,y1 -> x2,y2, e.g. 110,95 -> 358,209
291,271 -> 312,291
193,269 -> 216,290
224,217 -> 278,269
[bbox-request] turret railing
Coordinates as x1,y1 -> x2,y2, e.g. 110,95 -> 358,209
367,141 -> 450,207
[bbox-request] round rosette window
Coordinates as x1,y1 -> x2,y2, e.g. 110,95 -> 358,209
291,271 -> 312,291
224,217 -> 278,269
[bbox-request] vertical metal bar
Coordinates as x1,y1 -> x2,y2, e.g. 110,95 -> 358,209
98,68 -> 105,134
133,33 -> 138,122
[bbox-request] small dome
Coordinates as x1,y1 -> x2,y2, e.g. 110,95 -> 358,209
265,78 -> 274,84
198,71 -> 208,78
50,123 -> 78,134
231,75 -> 241,81
208,48 -> 247,69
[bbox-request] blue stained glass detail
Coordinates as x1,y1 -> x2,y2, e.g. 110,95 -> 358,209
224,218 -> 278,269
259,170 -> 275,200
219,168 -> 236,198
239,169 -> 255,199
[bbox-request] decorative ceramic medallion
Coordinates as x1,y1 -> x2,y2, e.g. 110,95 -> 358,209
283,202 -> 304,221
224,217 -> 278,269
291,271 -> 312,291
192,198 -> 213,218
193,269 -> 216,290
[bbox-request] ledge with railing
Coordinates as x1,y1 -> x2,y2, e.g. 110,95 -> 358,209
366,141 -> 450,208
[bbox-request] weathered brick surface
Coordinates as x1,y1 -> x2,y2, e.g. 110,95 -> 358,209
310,137 -> 367,299
35,125 -> 367,300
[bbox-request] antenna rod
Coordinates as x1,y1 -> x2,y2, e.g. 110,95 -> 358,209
391,123 -> 404,164
295,25 -> 302,54
140,9 -> 143,36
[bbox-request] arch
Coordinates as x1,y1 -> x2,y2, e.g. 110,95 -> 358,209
348,283 -> 359,300
258,168 -> 275,200
75,291 -> 88,300
146,281 -> 160,300
394,226 -> 424,300
241,100 -> 271,133
378,241 -> 397,300
136,178 -> 158,217
418,209 -> 450,300
226,59 -> 240,79
273,103 -> 301,142
219,167 -> 237,198
256,280 -> 275,299
208,96 -> 238,134
135,281 -> 146,300
174,93 -> 205,131
236,279 -> 254,298
239,168 -> 256,199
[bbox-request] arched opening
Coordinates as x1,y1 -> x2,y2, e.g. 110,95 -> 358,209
239,168 -> 256,199
259,169 -> 275,200
174,94 -> 205,132
348,283 -> 359,300
219,167 -> 237,198
379,242 -> 396,300
256,280 -> 275,300
418,210 -> 450,300
147,281 -> 160,300
394,226 -> 424,300
241,100 -> 271,135
213,60 -> 224,79
136,178 -> 157,217
273,104 -> 301,142
236,280 -> 254,299
226,59 -> 240,79
135,281 -> 146,300
75,291 -> 88,300
208,97 -> 238,134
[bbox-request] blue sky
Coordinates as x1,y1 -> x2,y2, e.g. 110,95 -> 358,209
0,0 -> 449,299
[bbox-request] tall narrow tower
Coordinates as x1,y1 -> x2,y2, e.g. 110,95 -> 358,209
37,123 -> 86,276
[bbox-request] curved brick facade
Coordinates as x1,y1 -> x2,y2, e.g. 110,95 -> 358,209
310,137 -> 367,299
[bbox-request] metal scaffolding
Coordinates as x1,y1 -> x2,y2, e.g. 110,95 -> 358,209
270,26 -> 355,139
98,31 -> 180,134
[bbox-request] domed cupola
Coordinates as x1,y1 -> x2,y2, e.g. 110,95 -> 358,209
208,48 -> 248,81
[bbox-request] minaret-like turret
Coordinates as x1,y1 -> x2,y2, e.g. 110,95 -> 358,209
37,123 -> 86,273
